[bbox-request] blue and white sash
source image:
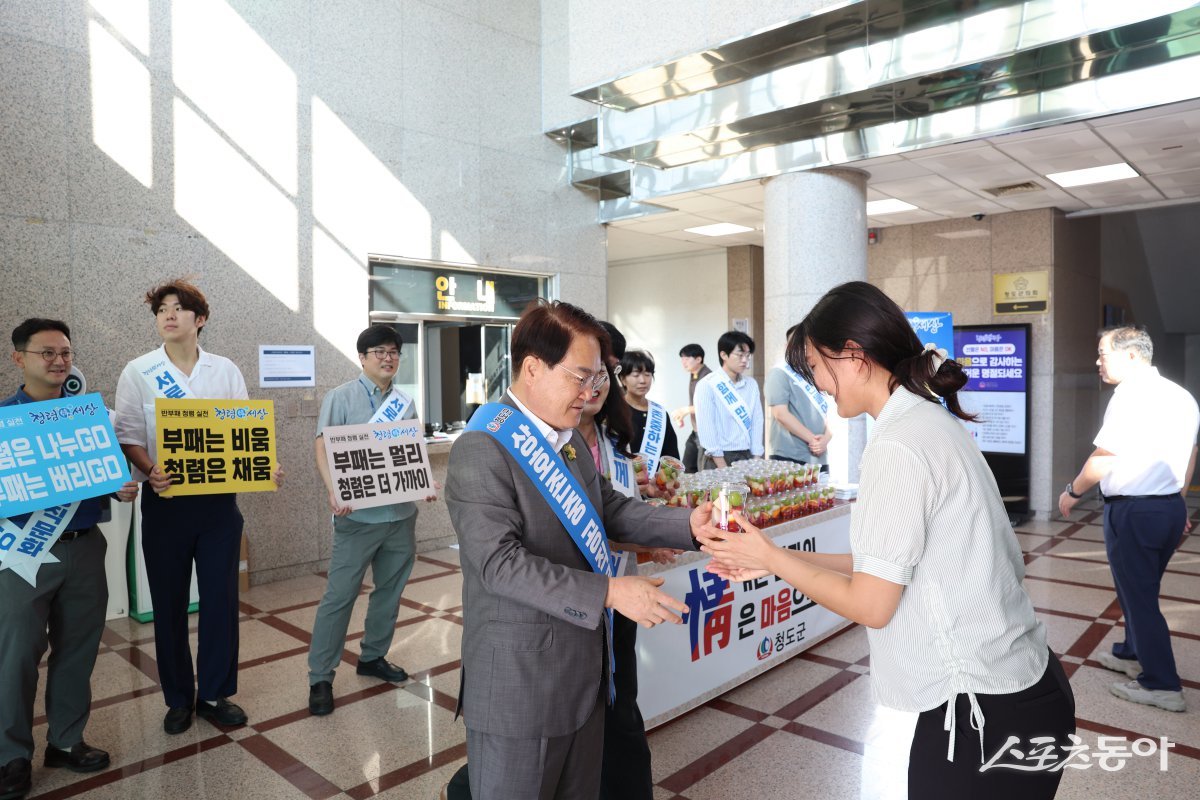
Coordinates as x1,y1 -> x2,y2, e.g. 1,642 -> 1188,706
132,348 -> 195,399
639,401 -> 668,478
370,387 -> 413,424
599,433 -> 638,500
599,429 -> 638,579
711,375 -> 754,436
776,362 -> 829,417
0,501 -> 81,586
466,402 -> 618,701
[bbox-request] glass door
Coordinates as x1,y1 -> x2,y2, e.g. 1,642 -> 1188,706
482,325 -> 512,404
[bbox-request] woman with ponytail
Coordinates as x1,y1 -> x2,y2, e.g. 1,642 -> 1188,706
698,282 -> 1074,799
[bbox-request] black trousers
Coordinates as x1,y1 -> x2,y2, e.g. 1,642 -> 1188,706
682,431 -> 701,474
599,611 -> 653,800
141,487 -> 244,709
908,650 -> 1076,799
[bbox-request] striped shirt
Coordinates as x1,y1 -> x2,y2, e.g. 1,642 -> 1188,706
852,387 -> 1047,719
693,370 -> 764,458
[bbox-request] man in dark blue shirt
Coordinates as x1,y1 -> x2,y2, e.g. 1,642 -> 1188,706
0,319 -> 137,800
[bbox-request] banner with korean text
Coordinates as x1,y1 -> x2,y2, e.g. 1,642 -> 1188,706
0,394 -> 128,517
155,399 -> 277,496
0,394 -> 130,585
321,420 -> 435,509
635,507 -> 852,728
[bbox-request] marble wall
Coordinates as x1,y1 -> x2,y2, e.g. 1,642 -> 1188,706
0,0 -> 605,584
867,209 -> 1102,519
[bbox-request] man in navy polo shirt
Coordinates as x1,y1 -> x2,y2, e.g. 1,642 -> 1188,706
0,319 -> 137,800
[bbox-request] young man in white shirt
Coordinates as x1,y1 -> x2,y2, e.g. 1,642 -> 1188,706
1060,326 -> 1198,712
694,331 -> 764,469
115,279 -> 283,735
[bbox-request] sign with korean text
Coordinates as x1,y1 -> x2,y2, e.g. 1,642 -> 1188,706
322,420 -> 434,509
0,394 -> 129,518
635,509 -> 852,727
953,327 -> 1029,454
993,271 -> 1049,314
155,399 -> 277,496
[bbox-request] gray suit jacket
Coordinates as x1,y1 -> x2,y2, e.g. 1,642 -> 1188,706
445,396 -> 694,738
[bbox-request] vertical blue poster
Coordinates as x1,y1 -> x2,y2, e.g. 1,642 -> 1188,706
905,312 -> 955,360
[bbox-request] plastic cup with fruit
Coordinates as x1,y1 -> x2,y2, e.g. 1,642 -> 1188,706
655,456 -> 685,496
710,482 -> 748,533
632,454 -> 649,485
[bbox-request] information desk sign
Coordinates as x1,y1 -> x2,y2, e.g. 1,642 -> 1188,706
155,399 -> 277,496
0,394 -> 130,585
321,420 -> 435,510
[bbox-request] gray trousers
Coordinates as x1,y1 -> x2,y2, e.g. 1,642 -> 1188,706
0,528 -> 107,763
703,449 -> 752,470
467,688 -> 605,800
308,512 -> 417,684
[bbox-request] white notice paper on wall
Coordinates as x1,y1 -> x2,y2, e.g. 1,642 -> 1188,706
259,345 -> 316,388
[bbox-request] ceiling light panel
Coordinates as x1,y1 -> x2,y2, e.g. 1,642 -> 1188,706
1046,162 -> 1139,187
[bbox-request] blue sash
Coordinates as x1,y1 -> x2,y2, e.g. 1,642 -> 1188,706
639,401 -> 668,477
712,375 -> 754,435
370,387 -> 413,424
465,402 -> 617,701
777,362 -> 829,417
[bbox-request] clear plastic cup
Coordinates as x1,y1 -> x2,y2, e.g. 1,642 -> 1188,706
710,482 -> 749,533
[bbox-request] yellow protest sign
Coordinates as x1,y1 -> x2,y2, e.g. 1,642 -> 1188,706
155,399 -> 277,496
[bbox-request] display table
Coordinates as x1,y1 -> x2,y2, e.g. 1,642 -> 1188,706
635,502 -> 853,728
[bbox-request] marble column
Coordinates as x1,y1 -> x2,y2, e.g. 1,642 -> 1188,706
763,168 -> 869,481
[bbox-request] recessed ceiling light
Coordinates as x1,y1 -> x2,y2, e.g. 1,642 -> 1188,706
1046,163 -> 1138,188
683,222 -> 755,236
866,199 -> 919,215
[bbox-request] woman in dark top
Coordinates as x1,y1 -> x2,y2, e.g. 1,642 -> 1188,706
619,349 -> 679,460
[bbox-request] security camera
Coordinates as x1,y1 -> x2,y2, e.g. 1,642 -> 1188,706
971,213 -> 985,221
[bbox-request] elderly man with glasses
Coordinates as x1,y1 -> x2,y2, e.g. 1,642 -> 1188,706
307,324 -> 432,716
444,300 -> 705,800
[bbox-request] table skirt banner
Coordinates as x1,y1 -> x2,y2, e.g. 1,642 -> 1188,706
636,504 -> 853,728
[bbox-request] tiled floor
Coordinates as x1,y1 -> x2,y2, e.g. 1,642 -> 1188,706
23,498 -> 1200,799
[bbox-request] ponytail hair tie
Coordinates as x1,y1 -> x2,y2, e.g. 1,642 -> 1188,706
923,342 -> 948,372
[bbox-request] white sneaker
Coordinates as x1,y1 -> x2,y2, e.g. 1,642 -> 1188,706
1095,651 -> 1142,679
1109,680 -> 1186,712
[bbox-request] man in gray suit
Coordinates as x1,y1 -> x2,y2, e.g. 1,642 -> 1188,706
445,300 -> 707,800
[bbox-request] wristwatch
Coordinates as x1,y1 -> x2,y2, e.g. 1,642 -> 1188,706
1064,482 -> 1083,499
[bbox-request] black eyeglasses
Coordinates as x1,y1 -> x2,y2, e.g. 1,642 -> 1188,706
19,349 -> 75,363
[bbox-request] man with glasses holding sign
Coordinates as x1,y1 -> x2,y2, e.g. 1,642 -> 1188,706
115,279 -> 282,736
307,325 -> 436,716
1,319 -> 138,800
445,300 -> 707,800
694,330 -> 764,469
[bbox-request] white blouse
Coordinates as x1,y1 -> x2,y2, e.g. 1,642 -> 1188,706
851,387 -> 1047,757
114,345 -> 248,481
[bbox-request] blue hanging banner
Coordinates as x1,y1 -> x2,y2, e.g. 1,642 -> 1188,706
905,312 -> 955,360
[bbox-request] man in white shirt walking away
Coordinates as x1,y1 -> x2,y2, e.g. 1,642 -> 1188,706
1060,325 -> 1198,713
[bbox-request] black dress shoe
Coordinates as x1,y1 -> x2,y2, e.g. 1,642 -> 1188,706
0,757 -> 31,800
43,741 -> 110,773
308,681 -> 334,716
163,706 -> 193,735
356,657 -> 408,682
195,698 -> 248,727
